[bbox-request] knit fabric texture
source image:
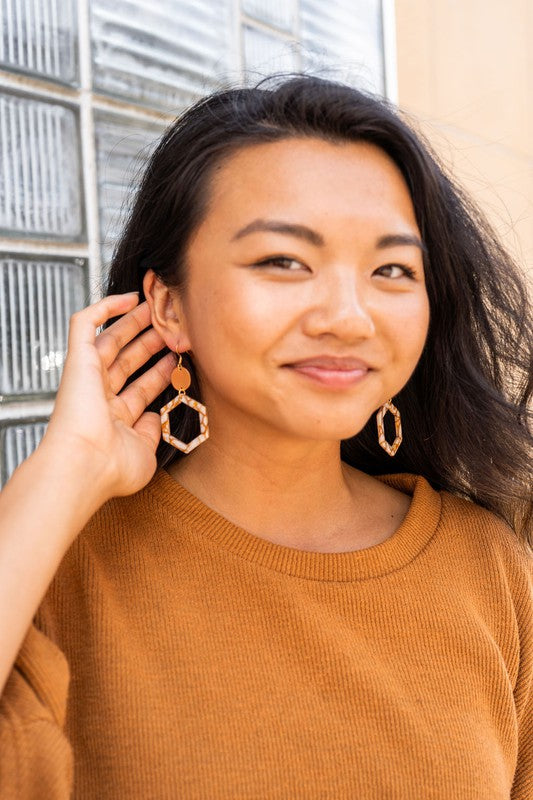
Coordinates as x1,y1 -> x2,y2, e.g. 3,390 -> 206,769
1,469 -> 531,799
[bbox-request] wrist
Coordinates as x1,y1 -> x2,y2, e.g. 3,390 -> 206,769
28,435 -> 113,518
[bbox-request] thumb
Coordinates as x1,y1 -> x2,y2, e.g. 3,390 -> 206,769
132,412 -> 163,452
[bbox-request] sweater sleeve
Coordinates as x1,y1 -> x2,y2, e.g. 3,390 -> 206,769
0,623 -> 73,799
512,686 -> 532,800
510,550 -> 533,800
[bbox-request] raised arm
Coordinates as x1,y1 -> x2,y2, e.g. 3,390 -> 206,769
0,293 -> 174,695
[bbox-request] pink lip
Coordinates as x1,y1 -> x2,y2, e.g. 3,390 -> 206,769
289,356 -> 370,370
285,357 -> 370,389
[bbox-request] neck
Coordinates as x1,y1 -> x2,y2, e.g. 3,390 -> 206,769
165,403 -> 390,551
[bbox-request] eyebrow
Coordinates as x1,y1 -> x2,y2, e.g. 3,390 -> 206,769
231,218 -> 426,253
232,219 -> 324,247
376,233 -> 427,254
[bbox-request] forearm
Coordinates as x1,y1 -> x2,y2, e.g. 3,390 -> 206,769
0,440 -> 108,695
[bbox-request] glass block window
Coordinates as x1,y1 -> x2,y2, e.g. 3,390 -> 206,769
242,0 -> 298,33
301,0 -> 385,94
243,25 -> 300,77
0,0 -> 78,85
0,421 -> 48,483
90,0 -> 233,113
0,0 -> 391,485
0,256 -> 86,396
0,92 -> 83,238
94,113 -> 165,268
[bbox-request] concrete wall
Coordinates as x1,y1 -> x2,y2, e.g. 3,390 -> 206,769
395,0 -> 533,275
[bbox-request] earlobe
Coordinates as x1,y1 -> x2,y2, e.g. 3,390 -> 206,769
142,269 -> 192,352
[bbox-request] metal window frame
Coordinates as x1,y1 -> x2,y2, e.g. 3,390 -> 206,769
381,0 -> 399,104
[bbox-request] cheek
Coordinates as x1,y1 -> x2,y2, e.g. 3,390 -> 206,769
187,277 -> 283,373
393,294 -> 430,364
223,278 -> 296,347
376,291 -> 429,371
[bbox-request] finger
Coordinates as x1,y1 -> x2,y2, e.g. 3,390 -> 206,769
112,351 -> 176,426
107,327 -> 169,395
95,301 -> 154,369
67,293 -> 140,352
132,411 -> 163,452
59,293 -> 142,395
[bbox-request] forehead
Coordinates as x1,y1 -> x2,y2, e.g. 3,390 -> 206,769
205,137 -> 420,236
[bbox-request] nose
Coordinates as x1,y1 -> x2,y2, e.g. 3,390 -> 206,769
301,268 -> 376,341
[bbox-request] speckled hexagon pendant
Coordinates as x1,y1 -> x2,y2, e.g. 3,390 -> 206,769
376,399 -> 402,457
160,394 -> 209,453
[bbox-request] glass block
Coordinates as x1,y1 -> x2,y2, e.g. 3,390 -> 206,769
300,0 -> 385,95
0,92 -> 83,237
90,0 -> 233,113
0,421 -> 48,485
242,0 -> 297,33
0,256 -> 86,395
0,0 -> 78,85
94,113 -> 164,268
243,25 -> 300,80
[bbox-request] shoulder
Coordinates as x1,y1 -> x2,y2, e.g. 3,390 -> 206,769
36,475 -> 173,632
410,477 -> 533,622
44,475 -> 172,590
439,489 -> 532,597
80,473 -> 172,548
439,489 -> 531,563
383,471 -> 531,589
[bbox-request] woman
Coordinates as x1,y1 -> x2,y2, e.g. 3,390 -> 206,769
0,75 -> 531,799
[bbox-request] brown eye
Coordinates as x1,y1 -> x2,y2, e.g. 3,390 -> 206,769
253,256 -> 306,271
374,264 -> 416,279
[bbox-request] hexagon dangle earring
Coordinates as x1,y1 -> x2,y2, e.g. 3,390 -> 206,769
376,398 -> 402,457
160,351 -> 209,453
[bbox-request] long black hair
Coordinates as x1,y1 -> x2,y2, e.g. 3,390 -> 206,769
106,74 -> 532,548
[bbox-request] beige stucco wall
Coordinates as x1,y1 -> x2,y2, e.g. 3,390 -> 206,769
395,0 -> 533,275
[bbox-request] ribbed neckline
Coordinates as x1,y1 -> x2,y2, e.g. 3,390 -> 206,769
145,468 -> 442,582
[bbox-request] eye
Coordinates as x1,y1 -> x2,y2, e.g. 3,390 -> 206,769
374,263 -> 416,279
252,256 -> 307,271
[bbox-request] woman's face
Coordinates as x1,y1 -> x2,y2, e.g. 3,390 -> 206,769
176,137 -> 430,442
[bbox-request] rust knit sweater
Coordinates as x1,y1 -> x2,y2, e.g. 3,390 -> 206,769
1,470 -> 531,799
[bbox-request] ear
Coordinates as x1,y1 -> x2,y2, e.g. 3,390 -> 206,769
143,269 -> 192,353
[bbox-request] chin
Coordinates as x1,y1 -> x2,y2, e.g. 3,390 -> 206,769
287,420 -> 370,443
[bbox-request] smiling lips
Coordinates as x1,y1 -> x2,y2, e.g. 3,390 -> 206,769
285,356 -> 371,388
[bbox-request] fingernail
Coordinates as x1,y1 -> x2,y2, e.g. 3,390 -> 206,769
125,290 -> 140,295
